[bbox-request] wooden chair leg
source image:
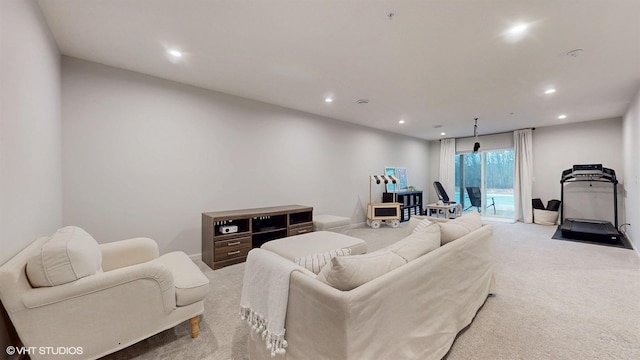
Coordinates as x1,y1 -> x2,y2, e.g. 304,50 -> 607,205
189,316 -> 200,338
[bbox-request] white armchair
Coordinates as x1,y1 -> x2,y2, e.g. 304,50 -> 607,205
0,226 -> 209,360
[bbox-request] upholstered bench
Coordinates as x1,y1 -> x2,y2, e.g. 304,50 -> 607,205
260,231 -> 367,261
313,214 -> 351,231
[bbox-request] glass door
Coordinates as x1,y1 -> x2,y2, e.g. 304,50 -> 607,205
484,150 -> 515,217
455,149 -> 515,218
455,152 -> 481,212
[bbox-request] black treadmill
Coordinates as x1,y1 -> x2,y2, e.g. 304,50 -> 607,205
559,164 -> 621,243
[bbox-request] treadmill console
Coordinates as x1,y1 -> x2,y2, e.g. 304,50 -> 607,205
572,164 -> 603,176
561,164 -> 616,183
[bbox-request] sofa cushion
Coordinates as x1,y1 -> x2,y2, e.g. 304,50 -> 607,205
438,212 -> 482,244
294,248 -> 351,274
316,250 -> 406,291
155,251 -> 210,306
387,222 -> 440,262
26,226 -> 102,287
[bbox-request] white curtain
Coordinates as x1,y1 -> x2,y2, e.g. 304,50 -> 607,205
439,138 -> 456,199
514,129 -> 533,223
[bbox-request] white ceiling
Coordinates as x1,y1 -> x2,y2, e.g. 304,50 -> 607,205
37,0 -> 640,140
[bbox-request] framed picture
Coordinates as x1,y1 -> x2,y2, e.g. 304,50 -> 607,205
396,167 -> 408,190
384,166 -> 398,192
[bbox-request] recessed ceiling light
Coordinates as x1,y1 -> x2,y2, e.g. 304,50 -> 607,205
508,23 -> 528,35
168,49 -> 183,57
503,22 -> 530,43
324,97 -> 333,103
545,88 -> 556,94
399,120 -> 405,124
558,114 -> 567,119
440,132 -> 446,136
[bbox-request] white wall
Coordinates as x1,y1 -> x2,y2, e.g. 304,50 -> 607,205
61,57 -> 430,256
0,0 -> 62,355
623,87 -> 640,252
533,118 -> 623,225
0,0 -> 62,264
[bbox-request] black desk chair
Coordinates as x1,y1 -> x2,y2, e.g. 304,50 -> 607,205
465,186 -> 496,214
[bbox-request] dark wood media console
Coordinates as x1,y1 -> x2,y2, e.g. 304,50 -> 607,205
202,205 -> 313,270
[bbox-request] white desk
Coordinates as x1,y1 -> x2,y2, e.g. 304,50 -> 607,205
424,203 -> 462,219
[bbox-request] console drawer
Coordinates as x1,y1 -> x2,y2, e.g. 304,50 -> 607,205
214,237 -> 252,262
288,225 -> 313,237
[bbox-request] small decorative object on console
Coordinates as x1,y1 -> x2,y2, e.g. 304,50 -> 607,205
219,225 -> 238,234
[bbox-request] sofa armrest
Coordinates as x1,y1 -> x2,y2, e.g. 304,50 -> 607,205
21,260 -> 175,312
100,237 -> 159,271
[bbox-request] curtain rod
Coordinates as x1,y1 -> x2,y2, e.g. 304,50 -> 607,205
439,127 -> 535,141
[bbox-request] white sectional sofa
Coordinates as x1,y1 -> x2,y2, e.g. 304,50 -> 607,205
248,213 -> 495,360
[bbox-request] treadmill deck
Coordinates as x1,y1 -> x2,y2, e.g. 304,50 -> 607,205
560,218 -> 619,243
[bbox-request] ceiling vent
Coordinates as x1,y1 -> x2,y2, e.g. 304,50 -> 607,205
356,99 -> 369,104
566,49 -> 584,57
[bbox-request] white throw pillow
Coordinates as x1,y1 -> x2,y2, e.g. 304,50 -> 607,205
316,250 -> 406,291
26,226 -> 103,287
406,215 -> 430,235
412,218 -> 433,234
294,248 -> 351,274
388,222 -> 441,262
438,212 -> 482,245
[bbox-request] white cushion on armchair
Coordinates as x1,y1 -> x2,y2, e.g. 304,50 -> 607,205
26,226 -> 102,287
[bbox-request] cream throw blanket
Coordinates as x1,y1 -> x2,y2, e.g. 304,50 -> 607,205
240,248 -> 309,357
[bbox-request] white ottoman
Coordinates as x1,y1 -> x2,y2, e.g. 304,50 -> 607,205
313,214 -> 351,231
261,231 -> 367,261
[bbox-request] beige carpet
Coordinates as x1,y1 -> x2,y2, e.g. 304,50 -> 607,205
101,221 -> 640,360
